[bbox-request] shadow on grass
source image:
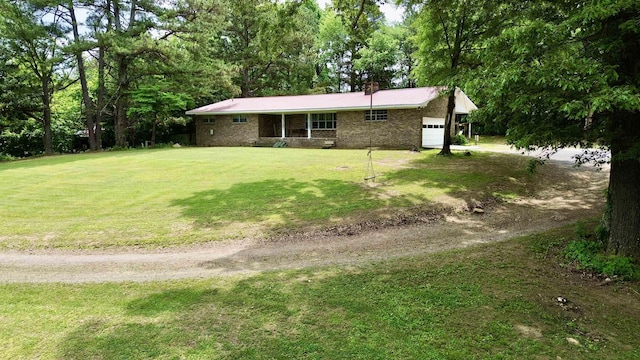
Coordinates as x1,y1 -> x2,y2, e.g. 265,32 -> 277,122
171,178 -> 421,228
0,148 -> 171,172
59,288 -> 225,359
54,232 -> 640,359
126,288 -> 220,316
56,270 -> 484,359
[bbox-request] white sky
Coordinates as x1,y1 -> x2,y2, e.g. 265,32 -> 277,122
316,0 -> 405,24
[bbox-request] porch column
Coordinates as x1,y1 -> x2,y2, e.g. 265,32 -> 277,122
281,114 -> 285,139
468,122 -> 472,138
307,113 -> 312,139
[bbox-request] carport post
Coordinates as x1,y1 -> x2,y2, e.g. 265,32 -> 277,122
281,114 -> 285,139
307,113 -> 312,139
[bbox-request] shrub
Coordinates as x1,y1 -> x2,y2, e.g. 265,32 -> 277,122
0,153 -> 16,162
525,158 -> 545,174
451,134 -> 468,145
564,239 -> 639,280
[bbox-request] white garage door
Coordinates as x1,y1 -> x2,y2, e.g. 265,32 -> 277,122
422,117 -> 445,147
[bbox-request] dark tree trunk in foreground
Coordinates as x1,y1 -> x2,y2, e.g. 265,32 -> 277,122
607,110 -> 640,262
439,88 -> 455,156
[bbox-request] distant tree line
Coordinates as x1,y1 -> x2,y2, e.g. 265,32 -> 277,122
0,0 -> 416,155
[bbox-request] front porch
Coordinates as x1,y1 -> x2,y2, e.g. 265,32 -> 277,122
254,137 -> 337,148
256,113 -> 337,148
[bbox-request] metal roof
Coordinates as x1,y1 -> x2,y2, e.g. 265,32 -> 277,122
186,87 -> 458,115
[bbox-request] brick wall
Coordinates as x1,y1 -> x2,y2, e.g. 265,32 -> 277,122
195,114 -> 259,146
336,96 -> 448,149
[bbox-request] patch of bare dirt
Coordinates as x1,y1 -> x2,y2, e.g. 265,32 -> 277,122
0,159 -> 609,284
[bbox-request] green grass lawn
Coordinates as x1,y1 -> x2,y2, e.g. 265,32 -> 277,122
465,135 -> 509,149
0,147 -> 533,250
1,225 -> 638,359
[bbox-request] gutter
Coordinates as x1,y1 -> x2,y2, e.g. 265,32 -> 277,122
185,101 -> 432,116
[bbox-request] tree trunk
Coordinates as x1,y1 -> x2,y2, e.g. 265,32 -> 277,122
41,77 -> 53,155
68,1 -> 97,151
151,119 -> 157,148
607,110 -> 640,262
112,0 -> 129,148
115,56 -> 129,147
96,43 -> 105,150
241,66 -> 250,98
439,88 -> 456,156
349,61 -> 357,92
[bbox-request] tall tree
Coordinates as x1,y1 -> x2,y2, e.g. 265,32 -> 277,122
476,0 -> 640,260
0,53 -> 44,156
81,0 -> 227,147
57,0 -> 100,150
412,0 -> 512,155
396,18 -> 416,88
214,0 -> 319,98
0,0 -> 72,155
316,8 -> 349,92
354,25 -> 404,90
332,0 -> 383,92
127,76 -> 189,148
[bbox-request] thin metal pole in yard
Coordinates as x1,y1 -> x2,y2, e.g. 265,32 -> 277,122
365,81 -> 376,182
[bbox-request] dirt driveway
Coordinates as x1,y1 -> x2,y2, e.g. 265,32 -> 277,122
0,157 -> 609,284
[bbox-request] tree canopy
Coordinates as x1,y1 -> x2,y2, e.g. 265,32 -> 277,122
473,0 -> 640,260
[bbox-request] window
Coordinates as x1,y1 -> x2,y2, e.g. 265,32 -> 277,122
202,116 -> 215,124
232,115 -> 247,123
365,109 -> 388,121
309,113 -> 337,130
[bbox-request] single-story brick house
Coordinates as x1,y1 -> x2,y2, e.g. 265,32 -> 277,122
186,86 -> 477,149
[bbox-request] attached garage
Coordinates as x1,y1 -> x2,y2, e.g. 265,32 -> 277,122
422,117 -> 445,147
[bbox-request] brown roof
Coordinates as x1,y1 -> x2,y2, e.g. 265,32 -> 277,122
186,87 -> 446,115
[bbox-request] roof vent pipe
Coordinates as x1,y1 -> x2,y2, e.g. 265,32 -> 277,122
364,82 -> 379,95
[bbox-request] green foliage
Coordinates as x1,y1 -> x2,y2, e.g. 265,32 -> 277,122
525,158 -> 545,174
474,0 -> 640,260
214,0 -> 319,97
451,134 -> 467,145
0,119 -> 44,157
474,0 -> 640,154
0,152 -> 16,161
411,0 -> 512,87
411,0 -> 515,153
565,224 -> 640,280
316,8 -> 349,92
128,78 -> 190,125
330,0 -> 384,91
574,221 -> 590,241
564,239 -> 639,280
354,25 -> 405,89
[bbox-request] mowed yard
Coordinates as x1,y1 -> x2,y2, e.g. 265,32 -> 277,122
1,226 -> 639,359
1,147 -> 639,359
0,147 -> 534,250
